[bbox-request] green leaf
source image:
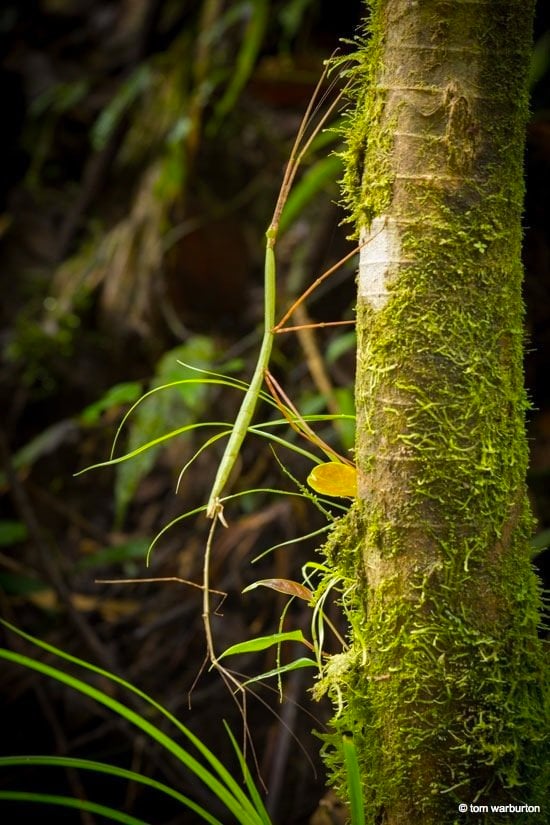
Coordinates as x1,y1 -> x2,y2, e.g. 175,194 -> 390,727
326,331 -> 356,365
0,792 -> 147,824
91,65 -> 152,151
0,572 -> 46,596
0,756 -> 221,825
29,79 -> 90,117
529,31 -> 550,87
224,724 -> 272,825
243,657 -> 317,686
76,537 -> 150,570
243,579 -> 312,601
0,621 -> 267,825
531,529 -> 550,555
278,0 -> 316,43
218,630 -> 307,660
209,0 -> 269,133
343,736 -> 365,825
0,520 -> 28,546
80,382 -> 142,425
5,420 -> 78,477
279,155 -> 342,235
332,387 -> 355,450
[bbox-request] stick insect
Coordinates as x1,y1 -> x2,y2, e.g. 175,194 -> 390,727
196,64 -> 363,763
205,65 -> 353,522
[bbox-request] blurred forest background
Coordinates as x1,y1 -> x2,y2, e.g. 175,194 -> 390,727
1,2 -> 549,823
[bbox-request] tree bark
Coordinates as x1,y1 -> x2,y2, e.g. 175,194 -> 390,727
319,2 -> 548,823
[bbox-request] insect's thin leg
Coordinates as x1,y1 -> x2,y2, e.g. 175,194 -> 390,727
202,513 -> 221,661
273,242 -> 361,332
201,524 -> 264,785
95,576 -> 225,596
265,370 -> 352,465
274,217 -> 388,334
275,320 -> 355,333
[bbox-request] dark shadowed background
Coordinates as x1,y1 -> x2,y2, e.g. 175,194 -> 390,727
1,2 -> 548,823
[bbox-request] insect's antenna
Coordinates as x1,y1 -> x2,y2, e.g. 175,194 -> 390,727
270,58 -> 348,237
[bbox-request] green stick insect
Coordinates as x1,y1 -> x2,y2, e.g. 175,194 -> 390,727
199,65 -> 360,719
206,66 -> 351,523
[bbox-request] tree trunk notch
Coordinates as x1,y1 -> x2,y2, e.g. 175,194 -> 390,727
318,1 -> 548,823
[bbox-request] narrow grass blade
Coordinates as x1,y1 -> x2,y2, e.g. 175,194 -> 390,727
223,722 -> 271,825
0,756 -> 221,825
248,426 -> 322,465
243,657 -> 317,686
343,736 -> 365,825
176,430 -> 232,492
0,629 -> 265,825
0,791 -> 148,824
221,488 -> 349,514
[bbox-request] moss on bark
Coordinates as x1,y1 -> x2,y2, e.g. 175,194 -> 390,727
316,2 -> 549,823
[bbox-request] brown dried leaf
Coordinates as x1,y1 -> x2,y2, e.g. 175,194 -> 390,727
244,578 -> 313,601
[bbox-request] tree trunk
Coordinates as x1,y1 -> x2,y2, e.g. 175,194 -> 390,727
319,2 -> 548,823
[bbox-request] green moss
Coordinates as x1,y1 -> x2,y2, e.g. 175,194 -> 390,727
333,1 -> 395,233
315,1 -> 548,823
316,498 -> 547,822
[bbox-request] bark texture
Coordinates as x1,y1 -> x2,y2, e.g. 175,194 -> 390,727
317,2 -> 548,823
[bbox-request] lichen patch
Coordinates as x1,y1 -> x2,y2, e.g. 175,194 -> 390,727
358,216 -> 401,310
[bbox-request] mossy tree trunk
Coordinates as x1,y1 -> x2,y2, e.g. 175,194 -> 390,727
320,2 -> 548,823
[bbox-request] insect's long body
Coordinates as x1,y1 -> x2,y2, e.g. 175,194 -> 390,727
205,64 -> 346,521
206,232 -> 276,518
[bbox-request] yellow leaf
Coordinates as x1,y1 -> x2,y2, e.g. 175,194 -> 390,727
307,462 -> 357,498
